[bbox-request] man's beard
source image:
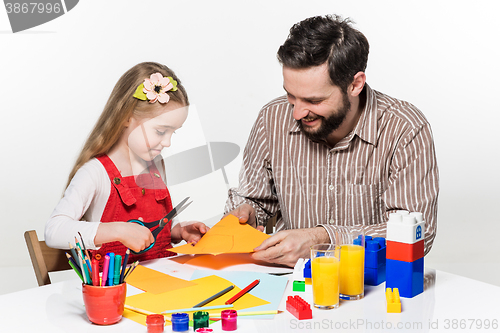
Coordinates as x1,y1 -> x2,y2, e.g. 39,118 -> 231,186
297,93 -> 351,142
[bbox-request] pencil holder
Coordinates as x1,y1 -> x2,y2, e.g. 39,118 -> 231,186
82,283 -> 126,325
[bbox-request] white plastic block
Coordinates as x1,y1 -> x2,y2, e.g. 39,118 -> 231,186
386,212 -> 425,244
293,258 -> 305,281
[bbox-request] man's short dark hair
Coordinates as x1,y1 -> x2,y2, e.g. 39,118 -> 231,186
277,14 -> 369,92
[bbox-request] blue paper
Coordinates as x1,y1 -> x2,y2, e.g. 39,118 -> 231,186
190,270 -> 288,319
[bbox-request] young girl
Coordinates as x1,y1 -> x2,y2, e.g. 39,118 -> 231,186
45,62 -> 207,266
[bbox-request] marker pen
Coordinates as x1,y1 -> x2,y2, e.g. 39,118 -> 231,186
108,253 -> 115,286
102,254 -> 110,287
114,254 -> 122,286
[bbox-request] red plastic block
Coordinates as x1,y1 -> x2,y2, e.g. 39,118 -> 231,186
286,295 -> 312,320
386,239 -> 424,262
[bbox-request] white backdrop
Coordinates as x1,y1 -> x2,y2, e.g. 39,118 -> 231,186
1,0 -> 499,291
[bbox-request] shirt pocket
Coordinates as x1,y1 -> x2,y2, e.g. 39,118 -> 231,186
347,183 -> 383,226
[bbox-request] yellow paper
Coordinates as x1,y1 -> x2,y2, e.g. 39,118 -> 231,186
125,265 -> 197,294
169,214 -> 270,255
124,275 -> 270,326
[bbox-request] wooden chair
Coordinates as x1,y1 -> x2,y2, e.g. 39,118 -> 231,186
24,230 -> 70,286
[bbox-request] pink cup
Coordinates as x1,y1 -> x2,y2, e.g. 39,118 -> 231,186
82,283 -> 127,325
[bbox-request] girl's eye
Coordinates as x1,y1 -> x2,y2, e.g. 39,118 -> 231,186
156,130 -> 166,135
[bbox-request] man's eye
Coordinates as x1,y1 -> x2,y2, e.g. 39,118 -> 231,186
309,100 -> 322,105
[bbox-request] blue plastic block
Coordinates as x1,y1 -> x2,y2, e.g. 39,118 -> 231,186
365,264 -> 386,286
303,259 -> 311,279
365,237 -> 386,269
386,257 -> 424,298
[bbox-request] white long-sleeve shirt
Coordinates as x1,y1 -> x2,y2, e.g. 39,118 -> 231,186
45,158 -> 167,250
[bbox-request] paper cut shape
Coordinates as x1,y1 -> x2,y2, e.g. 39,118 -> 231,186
123,275 -> 269,326
125,265 -> 197,294
179,253 -> 264,270
169,214 -> 270,255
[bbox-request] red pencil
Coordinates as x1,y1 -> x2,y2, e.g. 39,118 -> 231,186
225,279 -> 260,305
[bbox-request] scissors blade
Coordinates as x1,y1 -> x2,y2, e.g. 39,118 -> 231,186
159,197 -> 191,227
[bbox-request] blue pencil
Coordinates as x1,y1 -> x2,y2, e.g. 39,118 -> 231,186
193,285 -> 235,308
120,249 -> 130,284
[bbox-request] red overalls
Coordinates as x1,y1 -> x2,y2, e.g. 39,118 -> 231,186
91,155 -> 176,268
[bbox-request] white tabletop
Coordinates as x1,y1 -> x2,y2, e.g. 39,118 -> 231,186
0,257 -> 499,333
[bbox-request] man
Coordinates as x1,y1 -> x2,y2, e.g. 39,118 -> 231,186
225,15 -> 438,267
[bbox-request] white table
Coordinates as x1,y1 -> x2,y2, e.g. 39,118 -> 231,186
0,257 -> 499,333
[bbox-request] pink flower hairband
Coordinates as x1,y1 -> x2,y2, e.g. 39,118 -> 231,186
133,72 -> 178,104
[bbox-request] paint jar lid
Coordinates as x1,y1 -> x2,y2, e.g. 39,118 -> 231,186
146,314 -> 165,324
146,314 -> 165,333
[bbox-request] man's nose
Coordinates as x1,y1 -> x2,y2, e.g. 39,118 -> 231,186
292,100 -> 310,120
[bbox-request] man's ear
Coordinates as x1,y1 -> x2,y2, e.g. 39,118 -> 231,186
348,72 -> 366,97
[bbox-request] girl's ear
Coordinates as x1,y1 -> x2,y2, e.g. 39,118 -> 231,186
124,117 -> 132,127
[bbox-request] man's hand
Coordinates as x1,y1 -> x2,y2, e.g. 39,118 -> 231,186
171,221 -> 209,244
225,203 -> 264,232
252,227 -> 330,267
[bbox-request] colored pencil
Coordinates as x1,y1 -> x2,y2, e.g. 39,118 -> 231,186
77,232 -> 90,257
123,261 -> 139,282
125,305 -> 172,321
77,248 -> 87,284
209,310 -> 282,319
225,279 -> 260,304
120,249 -> 129,284
193,285 -> 235,308
162,304 -> 234,314
67,258 -> 84,283
68,243 -> 80,269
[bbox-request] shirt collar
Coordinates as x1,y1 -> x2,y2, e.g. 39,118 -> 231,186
289,83 -> 379,147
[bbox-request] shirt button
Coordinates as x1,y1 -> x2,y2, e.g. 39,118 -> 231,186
329,185 -> 334,190
329,219 -> 335,224
142,188 -> 145,195
113,177 -> 121,185
154,173 -> 160,178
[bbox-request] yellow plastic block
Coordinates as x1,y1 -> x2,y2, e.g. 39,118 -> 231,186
304,278 -> 312,285
386,288 -> 401,313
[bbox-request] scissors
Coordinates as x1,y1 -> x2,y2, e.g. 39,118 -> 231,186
128,197 -> 192,254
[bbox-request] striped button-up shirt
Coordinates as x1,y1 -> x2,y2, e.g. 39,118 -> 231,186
226,84 -> 439,255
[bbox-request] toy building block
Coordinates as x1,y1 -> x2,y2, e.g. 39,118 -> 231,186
364,237 -> 386,269
293,280 -> 306,292
386,288 -> 402,313
286,296 -> 312,320
386,257 -> 424,298
365,264 -> 386,286
303,259 -> 312,285
355,236 -> 386,285
386,212 -> 425,244
386,239 -> 424,262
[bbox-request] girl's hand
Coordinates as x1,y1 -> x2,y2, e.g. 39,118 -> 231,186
95,221 -> 154,253
171,221 -> 209,244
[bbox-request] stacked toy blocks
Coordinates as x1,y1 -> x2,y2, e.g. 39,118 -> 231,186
292,258 -> 306,292
355,235 -> 386,285
385,211 -> 424,298
286,295 -> 312,320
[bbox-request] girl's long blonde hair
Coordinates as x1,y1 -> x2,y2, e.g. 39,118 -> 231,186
66,62 -> 189,188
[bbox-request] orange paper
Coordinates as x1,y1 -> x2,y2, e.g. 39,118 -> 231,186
125,265 -> 197,294
169,214 -> 270,255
